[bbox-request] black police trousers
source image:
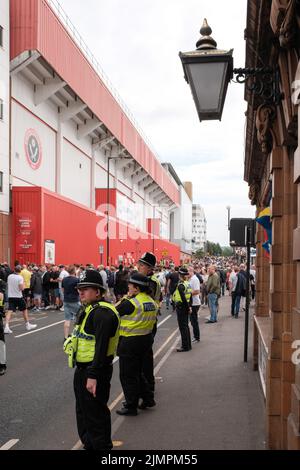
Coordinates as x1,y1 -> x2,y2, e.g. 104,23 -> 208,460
118,334 -> 154,410
73,365 -> 113,451
141,320 -> 157,392
176,306 -> 192,351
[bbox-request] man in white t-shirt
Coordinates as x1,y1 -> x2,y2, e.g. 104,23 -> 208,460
4,266 -> 37,334
229,266 -> 239,317
58,265 -> 69,312
188,266 -> 201,342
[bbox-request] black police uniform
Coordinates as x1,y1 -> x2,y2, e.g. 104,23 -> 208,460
72,271 -> 119,451
138,253 -> 160,393
116,273 -> 155,415
116,294 -> 155,414
175,279 -> 192,352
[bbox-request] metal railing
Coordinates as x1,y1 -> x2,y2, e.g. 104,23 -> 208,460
46,0 -> 161,161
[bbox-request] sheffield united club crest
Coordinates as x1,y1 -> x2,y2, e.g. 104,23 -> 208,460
24,129 -> 42,170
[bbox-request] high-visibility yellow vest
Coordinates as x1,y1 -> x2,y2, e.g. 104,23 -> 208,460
149,275 -> 161,307
119,292 -> 157,337
65,302 -> 120,367
172,281 -> 192,304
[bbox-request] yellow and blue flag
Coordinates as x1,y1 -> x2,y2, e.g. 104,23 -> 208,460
256,207 -> 272,256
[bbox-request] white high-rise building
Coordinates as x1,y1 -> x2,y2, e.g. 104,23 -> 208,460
192,205 -> 207,251
162,163 -> 193,261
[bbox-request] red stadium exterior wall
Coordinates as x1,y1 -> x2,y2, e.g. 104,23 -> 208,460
12,187 -> 180,266
10,0 -> 180,205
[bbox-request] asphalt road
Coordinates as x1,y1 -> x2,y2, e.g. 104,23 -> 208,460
0,304 -> 180,450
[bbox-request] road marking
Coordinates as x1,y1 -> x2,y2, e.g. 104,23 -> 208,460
111,334 -> 180,439
10,317 -> 49,330
0,439 -> 20,450
72,325 -> 178,451
152,328 -> 179,359
15,321 -> 65,338
157,314 -> 172,328
111,315 -> 173,366
71,440 -> 83,451
154,335 -> 180,374
8,323 -> 24,328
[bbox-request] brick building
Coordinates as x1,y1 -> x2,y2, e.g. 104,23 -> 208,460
244,0 -> 300,449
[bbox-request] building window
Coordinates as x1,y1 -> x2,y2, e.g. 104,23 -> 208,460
0,172 -> 3,192
0,99 -> 3,120
0,26 -> 3,47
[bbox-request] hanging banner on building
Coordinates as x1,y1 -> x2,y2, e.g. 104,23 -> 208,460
16,213 -> 36,254
24,128 -> 42,170
45,240 -> 55,264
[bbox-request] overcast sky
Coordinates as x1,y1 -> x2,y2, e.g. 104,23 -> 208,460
58,0 -> 255,246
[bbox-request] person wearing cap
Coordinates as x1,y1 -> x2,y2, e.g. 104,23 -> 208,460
115,272 -> 157,416
137,252 -> 161,393
172,267 -> 192,352
138,252 -> 161,307
64,269 -> 120,450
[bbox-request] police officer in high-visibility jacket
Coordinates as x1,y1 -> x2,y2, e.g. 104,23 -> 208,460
116,272 -> 157,416
137,252 -> 161,394
63,270 -> 120,451
173,267 -> 192,352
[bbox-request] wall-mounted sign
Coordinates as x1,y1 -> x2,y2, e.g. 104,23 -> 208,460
258,334 -> 267,398
24,128 -> 42,170
16,214 -> 36,254
45,240 -> 55,264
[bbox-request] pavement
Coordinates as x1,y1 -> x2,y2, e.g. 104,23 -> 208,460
113,295 -> 266,451
0,294 -> 266,450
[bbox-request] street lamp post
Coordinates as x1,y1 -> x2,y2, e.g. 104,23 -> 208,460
179,19 -> 283,122
152,205 -> 155,254
226,205 -> 231,230
106,156 -> 111,267
106,154 -> 132,266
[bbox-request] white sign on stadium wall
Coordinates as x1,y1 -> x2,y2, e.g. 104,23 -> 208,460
24,129 -> 42,170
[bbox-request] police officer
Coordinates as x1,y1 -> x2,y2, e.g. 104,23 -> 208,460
116,272 -> 157,416
173,267 -> 192,352
64,270 -> 119,451
137,252 -> 161,392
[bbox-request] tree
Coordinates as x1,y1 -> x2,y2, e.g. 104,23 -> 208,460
203,242 -> 234,257
222,246 -> 234,257
206,241 -> 222,256
194,248 -> 205,259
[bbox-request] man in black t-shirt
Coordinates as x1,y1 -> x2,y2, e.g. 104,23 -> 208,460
62,265 -> 80,341
50,266 -> 60,310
